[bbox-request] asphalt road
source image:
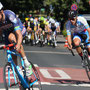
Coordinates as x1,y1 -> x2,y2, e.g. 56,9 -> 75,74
0,35 -> 90,90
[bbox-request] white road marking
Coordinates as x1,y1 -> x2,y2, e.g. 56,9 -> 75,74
1,83 -> 90,89
40,69 -> 71,79
41,82 -> 90,87
56,70 -> 71,79
25,51 -> 77,55
0,88 -> 39,90
34,64 -> 39,67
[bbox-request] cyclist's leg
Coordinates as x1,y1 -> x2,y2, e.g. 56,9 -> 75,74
8,33 -> 27,65
54,30 -> 57,46
42,30 -> 45,43
73,35 -> 83,59
36,30 -> 39,44
8,32 -> 33,77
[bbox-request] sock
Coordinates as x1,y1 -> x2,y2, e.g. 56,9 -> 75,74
79,52 -> 83,56
23,56 -> 30,66
79,52 -> 83,60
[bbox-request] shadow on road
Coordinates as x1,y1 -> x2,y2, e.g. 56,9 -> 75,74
56,79 -> 90,84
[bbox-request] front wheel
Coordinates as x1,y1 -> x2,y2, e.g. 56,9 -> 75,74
83,54 -> 90,80
29,61 -> 42,90
3,63 -> 21,90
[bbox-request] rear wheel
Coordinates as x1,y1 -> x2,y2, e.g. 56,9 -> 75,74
3,63 -> 21,90
29,61 -> 42,90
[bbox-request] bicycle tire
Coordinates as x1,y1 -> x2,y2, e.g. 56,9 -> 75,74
3,63 -> 21,90
29,61 -> 42,90
52,42 -> 55,48
83,51 -> 90,80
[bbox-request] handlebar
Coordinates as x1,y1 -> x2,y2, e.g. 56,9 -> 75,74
69,49 -> 75,56
0,42 -> 16,50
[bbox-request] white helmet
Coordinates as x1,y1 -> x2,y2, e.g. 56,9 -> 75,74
51,19 -> 55,24
30,18 -> 34,21
0,2 -> 3,10
49,18 -> 55,24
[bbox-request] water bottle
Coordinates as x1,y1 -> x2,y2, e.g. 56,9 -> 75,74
17,66 -> 24,77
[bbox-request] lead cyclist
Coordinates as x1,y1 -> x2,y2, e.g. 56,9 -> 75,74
66,10 -> 90,60
0,2 -> 32,79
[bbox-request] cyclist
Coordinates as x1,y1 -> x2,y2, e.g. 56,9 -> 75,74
0,2 -> 32,78
49,20 -> 58,46
38,17 -> 49,44
25,18 -> 30,29
66,10 -> 90,60
27,18 -> 37,45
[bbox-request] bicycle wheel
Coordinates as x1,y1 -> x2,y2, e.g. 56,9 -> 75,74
3,63 -> 20,90
83,52 -> 90,80
29,61 -> 42,90
52,42 -> 55,48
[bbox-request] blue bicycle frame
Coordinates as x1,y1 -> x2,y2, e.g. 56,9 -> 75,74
6,49 -> 30,88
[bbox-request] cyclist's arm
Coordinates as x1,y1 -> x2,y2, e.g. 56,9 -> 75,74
67,35 -> 72,48
9,15 -> 22,50
87,27 -> 90,41
34,23 -> 37,31
15,29 -> 22,46
66,21 -> 72,49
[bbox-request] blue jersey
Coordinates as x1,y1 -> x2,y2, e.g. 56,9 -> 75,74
0,10 -> 26,36
66,16 -> 89,36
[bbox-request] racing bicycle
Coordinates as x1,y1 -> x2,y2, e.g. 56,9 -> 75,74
0,42 -> 42,90
70,41 -> 90,80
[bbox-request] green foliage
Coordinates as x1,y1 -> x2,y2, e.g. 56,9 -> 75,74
62,29 -> 67,37
0,0 -> 90,23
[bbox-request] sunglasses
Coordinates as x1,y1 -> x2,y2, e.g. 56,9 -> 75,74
69,17 -> 76,21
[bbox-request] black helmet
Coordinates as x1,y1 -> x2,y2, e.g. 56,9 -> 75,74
68,10 -> 77,19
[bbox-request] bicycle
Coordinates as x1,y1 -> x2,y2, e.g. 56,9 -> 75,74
70,41 -> 90,80
49,31 -> 56,48
0,42 -> 42,90
38,30 -> 44,47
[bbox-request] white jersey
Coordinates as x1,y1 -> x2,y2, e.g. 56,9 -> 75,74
66,16 -> 89,35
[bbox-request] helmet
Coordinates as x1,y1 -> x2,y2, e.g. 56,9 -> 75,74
51,20 -> 55,24
30,18 -> 34,21
0,2 -> 3,10
40,17 -> 44,21
68,10 -> 77,19
25,18 -> 28,21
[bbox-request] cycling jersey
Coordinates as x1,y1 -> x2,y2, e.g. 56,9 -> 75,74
66,16 -> 90,46
49,23 -> 57,32
0,10 -> 26,44
0,10 -> 26,36
39,20 -> 48,30
30,22 -> 36,31
55,22 -> 60,28
51,25 -> 56,32
66,16 -> 89,35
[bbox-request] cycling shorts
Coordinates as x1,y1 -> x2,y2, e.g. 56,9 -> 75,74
73,30 -> 90,47
4,27 -> 26,45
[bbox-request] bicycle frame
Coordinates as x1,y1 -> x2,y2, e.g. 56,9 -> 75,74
6,49 -> 29,88
1,43 -> 41,89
